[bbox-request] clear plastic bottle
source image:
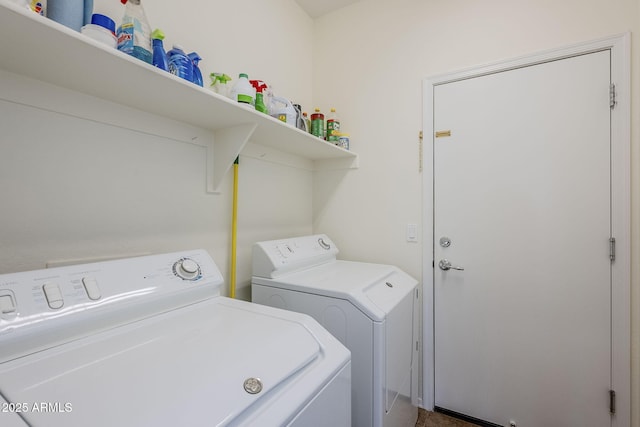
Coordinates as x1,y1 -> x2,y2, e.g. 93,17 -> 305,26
326,108 -> 340,143
116,0 -> 152,64
167,45 -> 193,82
303,112 -> 311,134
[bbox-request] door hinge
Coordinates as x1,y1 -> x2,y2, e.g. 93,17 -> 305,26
415,288 -> 419,299
609,389 -> 616,414
609,237 -> 616,262
610,83 -> 617,109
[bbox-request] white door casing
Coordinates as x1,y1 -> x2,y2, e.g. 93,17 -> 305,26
422,33 -> 630,426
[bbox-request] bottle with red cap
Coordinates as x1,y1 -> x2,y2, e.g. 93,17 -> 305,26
250,80 -> 269,114
116,0 -> 152,64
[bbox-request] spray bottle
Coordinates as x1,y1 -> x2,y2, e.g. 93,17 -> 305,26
250,80 -> 269,114
210,73 -> 232,98
117,0 -> 152,64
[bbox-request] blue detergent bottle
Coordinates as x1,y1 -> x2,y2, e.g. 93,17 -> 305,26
188,52 -> 203,86
167,45 -> 193,83
151,29 -> 168,71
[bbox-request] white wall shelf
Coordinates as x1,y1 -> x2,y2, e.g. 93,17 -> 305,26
0,1 -> 358,192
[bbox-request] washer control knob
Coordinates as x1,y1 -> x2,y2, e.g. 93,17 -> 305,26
173,258 -> 201,281
318,237 -> 331,250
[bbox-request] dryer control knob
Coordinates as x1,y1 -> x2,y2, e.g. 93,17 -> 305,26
173,258 -> 201,281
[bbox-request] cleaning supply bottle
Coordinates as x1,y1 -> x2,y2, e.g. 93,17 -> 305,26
210,73 -> 232,98
326,108 -> 340,143
293,104 -> 306,131
254,91 -> 267,113
269,97 -> 297,126
303,112 -> 311,134
167,45 -> 193,82
250,80 -> 269,114
230,73 -> 255,108
29,0 -> 46,15
188,52 -> 203,86
47,0 -> 83,31
151,29 -> 168,71
83,0 -> 92,25
311,108 -> 324,139
117,0 -> 152,64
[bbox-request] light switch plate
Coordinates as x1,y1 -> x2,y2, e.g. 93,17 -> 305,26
406,223 -> 418,242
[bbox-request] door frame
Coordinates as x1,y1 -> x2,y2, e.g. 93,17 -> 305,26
421,33 -> 631,426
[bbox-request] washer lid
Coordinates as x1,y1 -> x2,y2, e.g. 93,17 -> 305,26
253,260 -> 418,321
0,298 -> 343,427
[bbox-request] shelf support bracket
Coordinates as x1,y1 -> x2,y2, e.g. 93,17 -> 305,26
207,123 -> 258,193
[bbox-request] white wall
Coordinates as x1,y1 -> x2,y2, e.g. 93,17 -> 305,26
312,0 -> 640,424
93,0 -> 314,108
0,0 -> 314,302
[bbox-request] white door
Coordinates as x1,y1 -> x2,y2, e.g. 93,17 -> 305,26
433,50 -> 612,426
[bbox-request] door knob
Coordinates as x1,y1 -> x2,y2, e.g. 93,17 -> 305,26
438,259 -> 464,271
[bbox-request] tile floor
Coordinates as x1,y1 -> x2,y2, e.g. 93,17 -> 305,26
416,408 -> 479,427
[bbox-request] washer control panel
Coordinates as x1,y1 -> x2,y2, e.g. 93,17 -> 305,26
0,250 -> 222,363
252,234 -> 339,278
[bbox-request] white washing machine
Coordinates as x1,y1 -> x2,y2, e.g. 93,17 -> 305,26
251,234 -> 419,427
0,394 -> 28,426
0,250 -> 351,427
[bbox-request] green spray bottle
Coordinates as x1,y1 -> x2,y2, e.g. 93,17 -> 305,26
209,73 -> 232,98
250,80 -> 269,114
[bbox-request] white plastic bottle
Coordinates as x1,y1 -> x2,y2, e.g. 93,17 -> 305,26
269,97 -> 297,126
230,73 -> 255,108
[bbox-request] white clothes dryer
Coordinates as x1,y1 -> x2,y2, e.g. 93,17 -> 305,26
0,250 -> 351,427
251,234 -> 419,427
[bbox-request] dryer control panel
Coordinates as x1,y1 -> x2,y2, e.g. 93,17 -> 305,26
0,250 -> 222,363
252,234 -> 339,278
